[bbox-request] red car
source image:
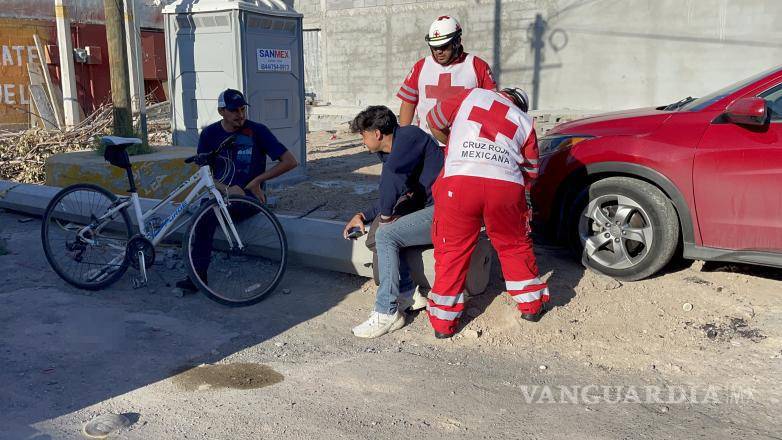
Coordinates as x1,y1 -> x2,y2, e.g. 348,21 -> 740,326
532,66 -> 782,280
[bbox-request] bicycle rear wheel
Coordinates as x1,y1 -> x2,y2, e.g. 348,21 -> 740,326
41,184 -> 133,290
183,196 -> 287,306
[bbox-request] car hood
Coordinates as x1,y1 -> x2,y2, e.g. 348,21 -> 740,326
547,107 -> 674,137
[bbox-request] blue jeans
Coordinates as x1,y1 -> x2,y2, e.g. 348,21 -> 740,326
373,205 -> 435,314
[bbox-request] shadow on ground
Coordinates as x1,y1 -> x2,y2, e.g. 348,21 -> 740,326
0,210 -> 364,438
459,243 -> 582,331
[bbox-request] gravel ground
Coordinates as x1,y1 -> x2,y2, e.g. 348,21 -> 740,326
0,208 -> 781,439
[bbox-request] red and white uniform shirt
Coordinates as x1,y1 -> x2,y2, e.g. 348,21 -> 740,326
397,53 -> 496,138
427,88 -> 539,186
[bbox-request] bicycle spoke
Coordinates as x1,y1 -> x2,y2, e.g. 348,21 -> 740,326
185,197 -> 287,306
42,185 -> 132,290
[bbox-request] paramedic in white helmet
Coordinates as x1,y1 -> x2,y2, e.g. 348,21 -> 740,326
397,15 -> 497,140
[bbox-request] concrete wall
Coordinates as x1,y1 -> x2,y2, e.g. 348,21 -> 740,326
296,0 -> 782,111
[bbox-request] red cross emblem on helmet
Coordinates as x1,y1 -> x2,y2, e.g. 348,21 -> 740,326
426,15 -> 462,47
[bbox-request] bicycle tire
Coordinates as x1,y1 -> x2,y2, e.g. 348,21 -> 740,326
41,183 -> 133,290
183,195 -> 288,306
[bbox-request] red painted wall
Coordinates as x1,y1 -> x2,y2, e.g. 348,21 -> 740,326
0,18 -> 167,128
52,23 -> 167,113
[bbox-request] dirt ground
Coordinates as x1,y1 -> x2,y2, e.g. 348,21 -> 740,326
0,130 -> 781,439
272,128 -> 381,220
278,128 -> 782,391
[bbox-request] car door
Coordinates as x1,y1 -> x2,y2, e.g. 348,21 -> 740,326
693,83 -> 782,251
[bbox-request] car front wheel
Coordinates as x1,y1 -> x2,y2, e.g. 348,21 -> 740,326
569,177 -> 680,281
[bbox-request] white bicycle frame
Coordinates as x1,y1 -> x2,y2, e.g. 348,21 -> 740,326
81,165 -> 245,257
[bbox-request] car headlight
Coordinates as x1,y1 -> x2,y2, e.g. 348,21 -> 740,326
539,135 -> 594,156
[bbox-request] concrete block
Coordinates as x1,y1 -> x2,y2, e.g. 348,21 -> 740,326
402,235 -> 494,296
0,181 -> 59,216
45,147 -> 200,200
0,181 -> 375,278
45,147 -> 307,200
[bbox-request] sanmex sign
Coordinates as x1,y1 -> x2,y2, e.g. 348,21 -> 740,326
256,48 -> 291,72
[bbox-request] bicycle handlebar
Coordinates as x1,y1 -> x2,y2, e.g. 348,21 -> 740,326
184,134 -> 237,166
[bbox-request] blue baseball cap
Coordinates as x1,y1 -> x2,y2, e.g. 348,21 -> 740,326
217,89 -> 249,110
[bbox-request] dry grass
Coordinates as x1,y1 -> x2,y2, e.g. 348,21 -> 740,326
0,102 -> 170,184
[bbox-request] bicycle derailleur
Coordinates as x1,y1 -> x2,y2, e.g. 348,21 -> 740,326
126,235 -> 155,289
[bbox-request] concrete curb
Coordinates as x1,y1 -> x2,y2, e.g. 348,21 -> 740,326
0,180 -> 493,294
0,180 -> 375,278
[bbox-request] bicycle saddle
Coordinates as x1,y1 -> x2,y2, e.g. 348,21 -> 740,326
101,136 -> 142,147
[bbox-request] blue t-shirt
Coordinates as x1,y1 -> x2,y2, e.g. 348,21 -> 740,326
361,125 -> 444,221
197,120 -> 288,188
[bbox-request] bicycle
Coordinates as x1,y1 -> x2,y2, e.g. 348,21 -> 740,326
41,135 -> 288,307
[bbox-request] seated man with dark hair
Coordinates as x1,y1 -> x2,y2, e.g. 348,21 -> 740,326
344,105 -> 444,339
176,88 -> 298,292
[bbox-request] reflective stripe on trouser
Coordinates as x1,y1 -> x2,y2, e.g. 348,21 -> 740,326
430,176 -> 550,334
426,291 -> 466,330
506,278 -> 550,309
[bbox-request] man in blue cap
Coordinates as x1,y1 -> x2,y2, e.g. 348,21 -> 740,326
176,88 -> 298,292
198,88 -> 298,202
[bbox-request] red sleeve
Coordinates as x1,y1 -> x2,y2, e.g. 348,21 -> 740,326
426,89 -> 471,131
520,125 -> 540,181
473,56 -> 497,91
397,58 -> 425,104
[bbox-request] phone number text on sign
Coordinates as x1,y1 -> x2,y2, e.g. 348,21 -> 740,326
256,48 -> 291,72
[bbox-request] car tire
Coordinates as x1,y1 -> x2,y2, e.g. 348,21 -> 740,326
567,177 -> 680,281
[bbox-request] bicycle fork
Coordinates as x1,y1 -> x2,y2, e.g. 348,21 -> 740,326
210,188 -> 246,252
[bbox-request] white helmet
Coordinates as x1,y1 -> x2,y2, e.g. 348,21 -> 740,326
501,87 -> 530,112
425,16 -> 462,47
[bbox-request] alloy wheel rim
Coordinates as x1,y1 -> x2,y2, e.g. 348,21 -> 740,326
578,194 -> 653,270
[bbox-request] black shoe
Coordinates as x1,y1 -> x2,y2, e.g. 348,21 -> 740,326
520,307 -> 545,323
434,331 -> 454,339
175,277 -> 199,292
175,271 -> 207,293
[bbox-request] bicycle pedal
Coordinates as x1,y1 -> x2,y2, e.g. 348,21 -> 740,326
131,277 -> 148,289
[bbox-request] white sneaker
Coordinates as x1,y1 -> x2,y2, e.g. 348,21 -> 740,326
410,287 -> 429,311
352,311 -> 405,339
400,286 -> 429,311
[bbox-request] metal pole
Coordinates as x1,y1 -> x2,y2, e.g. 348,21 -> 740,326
124,0 -> 148,144
55,0 -> 80,128
103,0 -> 133,137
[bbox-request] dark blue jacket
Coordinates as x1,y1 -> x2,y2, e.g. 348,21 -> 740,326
361,125 -> 444,221
197,120 -> 288,188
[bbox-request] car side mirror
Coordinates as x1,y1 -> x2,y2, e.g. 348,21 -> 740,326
724,97 -> 768,126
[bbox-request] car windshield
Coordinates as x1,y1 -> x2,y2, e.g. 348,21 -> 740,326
679,66 -> 782,111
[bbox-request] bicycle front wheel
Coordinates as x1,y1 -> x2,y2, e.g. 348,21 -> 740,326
183,196 -> 287,306
41,184 -> 133,290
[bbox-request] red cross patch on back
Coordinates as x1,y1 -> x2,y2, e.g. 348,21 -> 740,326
467,101 -> 519,142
